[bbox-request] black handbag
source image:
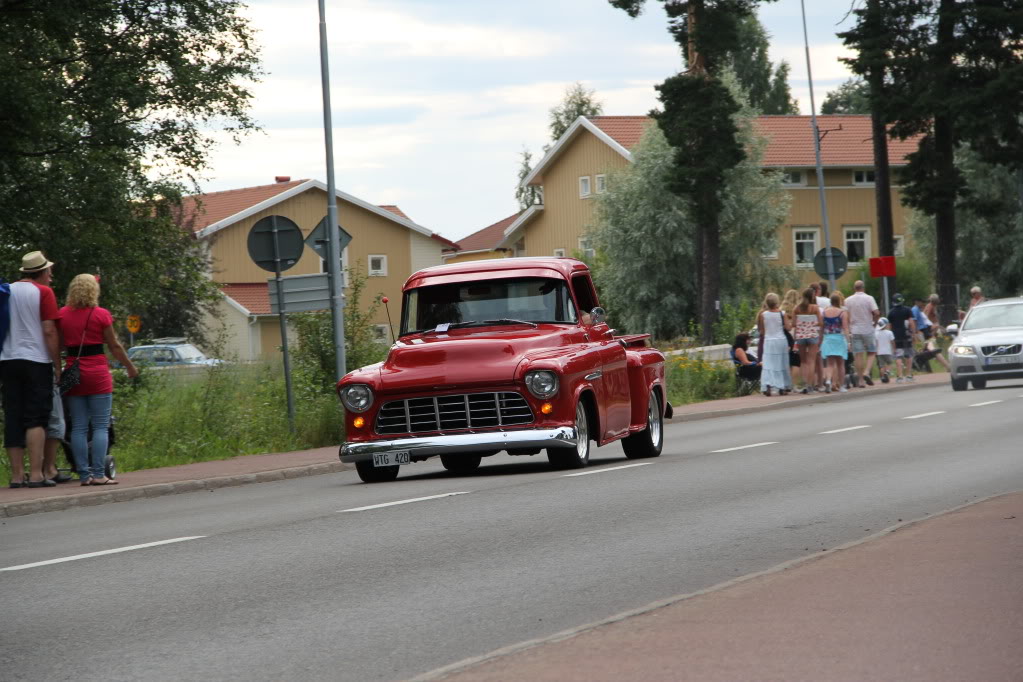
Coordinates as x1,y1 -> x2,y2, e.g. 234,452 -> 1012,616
58,307 -> 95,395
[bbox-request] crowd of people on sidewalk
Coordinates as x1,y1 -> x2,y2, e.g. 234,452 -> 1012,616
2,250 -> 137,489
731,280 -> 971,397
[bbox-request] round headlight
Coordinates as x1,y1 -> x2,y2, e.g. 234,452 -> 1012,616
340,384 -> 374,412
525,370 -> 559,399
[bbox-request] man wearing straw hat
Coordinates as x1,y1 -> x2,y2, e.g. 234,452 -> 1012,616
1,251 -> 63,487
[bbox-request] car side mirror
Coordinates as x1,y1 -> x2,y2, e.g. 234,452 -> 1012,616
589,307 -> 606,326
945,323 -> 959,337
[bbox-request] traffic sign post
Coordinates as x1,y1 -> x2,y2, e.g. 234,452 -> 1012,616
813,247 -> 848,281
126,314 -> 141,348
869,256 -> 898,314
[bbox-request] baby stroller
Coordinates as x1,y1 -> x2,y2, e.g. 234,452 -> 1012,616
56,396 -> 117,481
844,350 -> 860,389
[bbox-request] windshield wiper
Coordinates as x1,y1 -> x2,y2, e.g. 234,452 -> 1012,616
481,318 -> 539,328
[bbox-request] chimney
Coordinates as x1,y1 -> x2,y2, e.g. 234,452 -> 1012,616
274,176 -> 291,183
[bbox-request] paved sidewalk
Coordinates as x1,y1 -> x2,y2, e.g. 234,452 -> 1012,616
425,491 -> 1023,682
0,371 -> 950,518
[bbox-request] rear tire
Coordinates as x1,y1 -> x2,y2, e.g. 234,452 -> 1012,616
548,400 -> 591,470
355,460 -> 400,483
440,453 -> 482,475
951,377 -> 968,392
622,390 -> 663,459
970,378 -> 987,390
105,455 -> 116,480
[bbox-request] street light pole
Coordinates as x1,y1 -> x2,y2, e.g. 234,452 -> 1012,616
318,0 -> 346,381
801,0 -> 837,293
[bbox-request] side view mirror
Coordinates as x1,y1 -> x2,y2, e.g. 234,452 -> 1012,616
944,323 -> 959,337
589,307 -> 606,325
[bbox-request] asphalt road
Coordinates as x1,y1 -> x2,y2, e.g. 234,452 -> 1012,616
2,381 -> 1021,681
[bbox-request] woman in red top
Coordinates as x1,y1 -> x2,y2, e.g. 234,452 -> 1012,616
60,274 -> 137,485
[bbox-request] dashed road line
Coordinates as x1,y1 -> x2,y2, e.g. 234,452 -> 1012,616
0,536 -> 205,572
902,411 -> 946,420
710,442 -> 778,453
969,400 -> 1002,407
563,463 -> 653,477
338,491 -> 469,513
819,425 -> 871,434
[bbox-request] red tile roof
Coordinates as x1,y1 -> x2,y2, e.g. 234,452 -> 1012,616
586,114 -> 918,167
378,204 -> 411,221
221,283 -> 272,315
179,179 -> 309,233
455,213 -> 520,253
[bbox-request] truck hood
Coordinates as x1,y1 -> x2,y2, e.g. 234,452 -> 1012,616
380,327 -> 578,392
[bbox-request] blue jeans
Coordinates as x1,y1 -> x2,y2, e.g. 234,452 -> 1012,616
68,393 -> 112,480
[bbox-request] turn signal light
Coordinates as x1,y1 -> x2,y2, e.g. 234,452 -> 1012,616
541,402 -> 553,415
353,416 -> 365,428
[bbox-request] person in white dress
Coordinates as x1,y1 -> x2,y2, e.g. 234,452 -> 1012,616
757,292 -> 792,397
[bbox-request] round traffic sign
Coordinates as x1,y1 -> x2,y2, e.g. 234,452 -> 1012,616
813,247 -> 848,279
126,315 -> 141,334
247,215 -> 304,273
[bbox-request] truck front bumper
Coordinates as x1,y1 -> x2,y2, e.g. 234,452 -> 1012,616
339,427 -> 578,463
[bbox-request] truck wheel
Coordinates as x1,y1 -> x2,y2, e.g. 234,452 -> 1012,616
548,400 -> 590,470
622,390 -> 663,459
950,376 -> 968,391
440,453 -> 482,474
355,460 -> 399,483
970,378 -> 987,390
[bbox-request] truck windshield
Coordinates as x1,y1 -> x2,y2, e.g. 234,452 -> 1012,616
402,277 -> 578,334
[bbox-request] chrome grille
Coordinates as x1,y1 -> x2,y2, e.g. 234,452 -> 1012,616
981,344 -> 1021,356
375,392 -> 534,435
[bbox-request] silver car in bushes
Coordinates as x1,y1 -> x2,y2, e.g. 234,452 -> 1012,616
947,298 -> 1023,391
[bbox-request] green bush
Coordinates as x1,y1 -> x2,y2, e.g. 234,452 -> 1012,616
840,254 -> 934,306
664,353 -> 743,406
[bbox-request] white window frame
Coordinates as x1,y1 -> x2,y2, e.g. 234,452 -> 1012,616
578,176 -> 591,198
853,169 -> 876,185
595,174 -> 606,194
843,226 -> 870,265
782,170 -> 806,186
763,244 -> 779,260
893,235 -> 905,257
578,237 -> 595,260
372,324 -> 391,344
553,248 -> 566,258
368,254 -> 388,277
792,227 -> 820,268
319,246 -> 349,288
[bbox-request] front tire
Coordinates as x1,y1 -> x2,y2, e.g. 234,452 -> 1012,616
970,378 -> 987,390
622,390 -> 663,459
355,460 -> 399,483
548,400 -> 591,470
951,376 -> 968,391
440,453 -> 482,475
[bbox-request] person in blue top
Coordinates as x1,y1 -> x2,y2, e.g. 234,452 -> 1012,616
911,297 -> 933,340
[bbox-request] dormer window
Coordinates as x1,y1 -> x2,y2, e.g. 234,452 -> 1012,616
853,169 -> 876,185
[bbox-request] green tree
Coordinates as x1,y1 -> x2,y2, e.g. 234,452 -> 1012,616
820,78 -> 871,114
0,0 -> 262,341
546,82 -> 604,146
728,14 -> 798,114
515,149 -> 542,210
841,0 -> 1023,323
591,71 -> 793,340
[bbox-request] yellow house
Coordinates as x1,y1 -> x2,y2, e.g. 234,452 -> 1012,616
181,177 -> 456,361
441,212 -> 519,265
496,114 -> 918,287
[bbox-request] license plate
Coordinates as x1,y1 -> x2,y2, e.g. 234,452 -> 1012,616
985,355 -> 1018,365
373,451 -> 410,467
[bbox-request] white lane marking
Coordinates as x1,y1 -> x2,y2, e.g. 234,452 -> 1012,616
338,491 -> 469,513
0,536 -> 205,572
563,463 -> 652,477
819,425 -> 871,434
969,400 -> 1002,407
710,442 -> 778,453
903,411 -> 946,420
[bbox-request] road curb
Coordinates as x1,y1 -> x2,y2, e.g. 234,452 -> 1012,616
0,461 -> 351,519
665,378 -> 941,424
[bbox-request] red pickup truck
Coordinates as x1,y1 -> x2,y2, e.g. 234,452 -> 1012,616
337,258 -> 671,483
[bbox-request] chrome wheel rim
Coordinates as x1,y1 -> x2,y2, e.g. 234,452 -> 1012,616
575,402 -> 588,461
648,393 -> 661,447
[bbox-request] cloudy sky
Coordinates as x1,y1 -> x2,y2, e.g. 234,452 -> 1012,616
201,0 -> 859,242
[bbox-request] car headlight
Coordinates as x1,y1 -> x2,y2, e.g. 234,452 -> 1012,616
524,370 -> 559,399
339,384 -> 374,412
951,345 -> 975,356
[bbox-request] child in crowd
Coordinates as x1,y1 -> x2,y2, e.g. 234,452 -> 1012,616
875,317 -> 895,383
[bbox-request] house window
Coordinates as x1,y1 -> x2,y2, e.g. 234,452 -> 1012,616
843,227 -> 870,264
319,247 -> 349,287
579,176 -> 591,198
373,324 -> 391,343
578,237 -> 596,260
782,170 -> 806,186
553,248 -> 566,258
368,255 -> 387,276
893,235 -> 905,257
793,228 -> 820,267
595,174 -> 606,194
853,169 -> 876,185
763,244 -> 779,260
